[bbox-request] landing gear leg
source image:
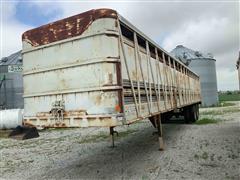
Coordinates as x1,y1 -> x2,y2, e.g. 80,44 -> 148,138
110,127 -> 118,148
157,115 -> 164,151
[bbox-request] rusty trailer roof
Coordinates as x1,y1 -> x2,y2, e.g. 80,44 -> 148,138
22,8 -> 117,47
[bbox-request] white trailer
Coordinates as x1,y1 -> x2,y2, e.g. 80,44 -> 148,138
19,9 -> 201,147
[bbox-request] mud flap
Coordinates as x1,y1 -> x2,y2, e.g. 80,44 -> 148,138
9,126 -> 39,140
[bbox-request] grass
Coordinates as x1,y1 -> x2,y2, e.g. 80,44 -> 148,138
0,130 -> 11,139
212,102 -> 235,107
194,151 -> 209,160
195,118 -> 219,125
219,93 -> 240,101
200,108 -> 239,116
202,101 -> 236,108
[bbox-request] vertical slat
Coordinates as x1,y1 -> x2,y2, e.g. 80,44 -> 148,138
171,59 -> 177,108
134,32 -> 151,114
155,48 -> 167,110
186,69 -> 189,104
185,68 -> 188,104
184,68 -> 187,104
116,33 -> 125,116
167,56 -> 174,109
162,52 -> 170,110
117,21 -> 139,117
133,32 -> 141,116
148,47 -> 152,110
146,42 -> 160,111
177,64 -> 182,106
155,49 -> 161,109
187,71 -> 191,103
173,60 -> 181,107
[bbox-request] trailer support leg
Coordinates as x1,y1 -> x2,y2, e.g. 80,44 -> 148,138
110,127 -> 118,148
157,115 -> 164,151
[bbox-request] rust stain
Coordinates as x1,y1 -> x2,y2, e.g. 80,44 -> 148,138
108,73 -> 113,84
132,71 -> 137,79
36,110 -> 88,118
95,94 -> 102,105
54,122 -> 67,128
36,112 -> 50,117
22,8 -> 117,47
23,121 -> 35,127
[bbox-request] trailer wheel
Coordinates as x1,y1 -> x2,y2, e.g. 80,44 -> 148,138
192,105 -> 197,123
161,112 -> 172,123
190,104 -> 200,123
195,104 -> 199,121
184,107 -> 190,123
184,105 -> 196,123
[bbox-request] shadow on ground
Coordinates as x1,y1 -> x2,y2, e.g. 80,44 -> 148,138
30,123 -> 185,179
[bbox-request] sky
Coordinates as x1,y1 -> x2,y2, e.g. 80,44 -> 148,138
0,0 -> 239,91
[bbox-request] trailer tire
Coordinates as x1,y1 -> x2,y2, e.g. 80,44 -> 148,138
161,112 -> 172,123
192,105 -> 197,123
195,104 -> 199,121
183,107 -> 191,123
184,105 -> 196,123
190,104 -> 200,123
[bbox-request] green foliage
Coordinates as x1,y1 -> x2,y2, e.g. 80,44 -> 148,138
218,102 -> 235,107
0,130 -> 11,139
200,108 -> 239,116
218,91 -> 240,101
195,118 -> 219,125
207,101 -> 235,107
194,152 -> 209,160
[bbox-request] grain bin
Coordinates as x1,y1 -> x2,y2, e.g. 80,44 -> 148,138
0,51 -> 24,109
171,45 -> 218,107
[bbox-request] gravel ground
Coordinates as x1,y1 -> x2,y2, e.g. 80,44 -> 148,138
0,103 -> 239,180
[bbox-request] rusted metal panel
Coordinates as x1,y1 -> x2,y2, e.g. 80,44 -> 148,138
22,9 -> 117,47
22,8 -> 201,128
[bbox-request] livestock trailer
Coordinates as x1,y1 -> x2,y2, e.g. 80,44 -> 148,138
20,9 -> 201,148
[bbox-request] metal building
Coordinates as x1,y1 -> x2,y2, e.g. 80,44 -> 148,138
171,45 -> 218,107
0,51 -> 24,109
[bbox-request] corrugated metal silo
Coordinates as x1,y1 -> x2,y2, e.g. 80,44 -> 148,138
171,45 -> 218,107
0,51 -> 24,109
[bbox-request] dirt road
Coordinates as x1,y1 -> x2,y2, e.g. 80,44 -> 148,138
1,103 -> 239,180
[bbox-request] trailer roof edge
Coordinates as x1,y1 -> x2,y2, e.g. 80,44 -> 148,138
118,14 -> 199,78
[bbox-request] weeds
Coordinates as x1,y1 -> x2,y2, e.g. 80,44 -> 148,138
195,118 -> 219,125
0,130 -> 10,139
194,151 -> 209,160
206,101 -> 235,108
202,152 -> 208,159
200,108 -> 239,116
219,92 -> 240,101
216,102 -> 235,107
